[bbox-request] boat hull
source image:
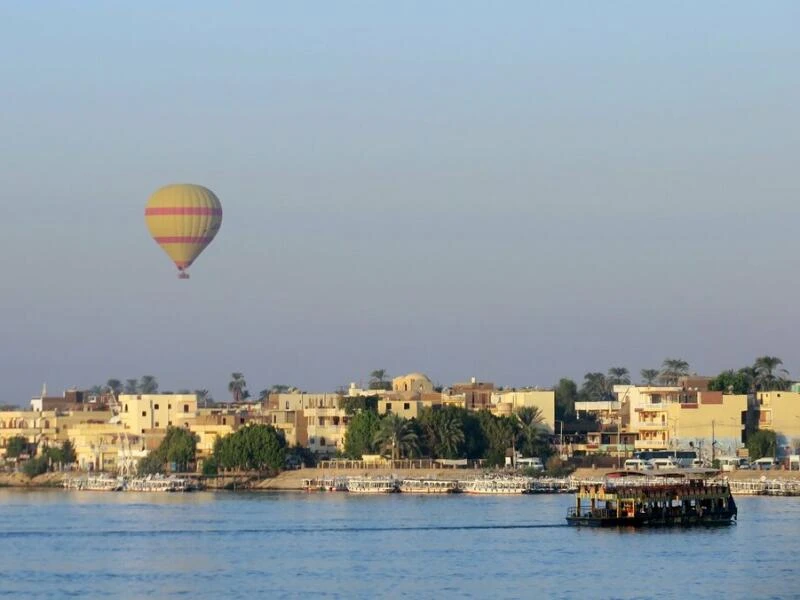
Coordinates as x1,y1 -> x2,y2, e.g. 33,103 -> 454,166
566,512 -> 736,527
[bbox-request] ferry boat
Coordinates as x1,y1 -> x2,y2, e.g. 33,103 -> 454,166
346,476 -> 399,493
124,475 -> 193,492
63,475 -> 123,492
302,476 -> 348,492
462,476 -> 533,495
566,471 -> 737,527
398,478 -> 461,494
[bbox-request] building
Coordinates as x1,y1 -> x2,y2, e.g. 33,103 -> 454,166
118,394 -> 198,434
452,378 -> 495,411
266,392 -> 346,456
391,373 -> 434,394
756,391 -> 800,455
490,389 -> 556,432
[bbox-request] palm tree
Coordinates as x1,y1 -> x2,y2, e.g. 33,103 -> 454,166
373,414 -> 418,460
270,384 -> 291,394
124,379 -> 139,394
195,389 -> 212,408
640,369 -> 660,386
428,411 -> 465,459
88,385 -> 104,396
369,369 -> 390,390
139,375 -> 159,394
607,367 -> 631,386
581,372 -> 610,401
660,358 -> 689,386
753,356 -> 790,391
105,379 -> 122,397
516,407 -> 546,457
228,373 -> 247,403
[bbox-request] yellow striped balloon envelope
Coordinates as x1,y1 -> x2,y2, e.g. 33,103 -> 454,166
144,184 -> 222,278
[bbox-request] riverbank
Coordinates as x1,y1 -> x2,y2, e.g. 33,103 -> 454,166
3,467 -> 799,491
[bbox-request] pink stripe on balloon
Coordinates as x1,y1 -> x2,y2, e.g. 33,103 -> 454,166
146,207 -> 222,216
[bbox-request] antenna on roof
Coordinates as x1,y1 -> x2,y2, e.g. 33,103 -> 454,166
41,383 -> 47,397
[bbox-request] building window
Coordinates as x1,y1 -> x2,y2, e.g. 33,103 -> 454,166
154,404 -> 159,410
320,437 -> 326,446
404,403 -> 410,410
124,404 -> 128,413
222,418 -> 227,425
386,402 -> 392,411
183,404 -> 189,413
285,401 -> 289,409
168,404 -> 172,410
142,411 -> 147,417
155,422 -> 159,428
168,421 -> 172,426
309,437 -> 315,445
240,418 -> 244,424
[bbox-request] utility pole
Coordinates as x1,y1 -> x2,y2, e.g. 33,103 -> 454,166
711,420 -> 716,463
560,421 -> 564,459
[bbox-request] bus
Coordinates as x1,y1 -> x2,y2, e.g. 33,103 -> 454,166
633,450 -> 698,468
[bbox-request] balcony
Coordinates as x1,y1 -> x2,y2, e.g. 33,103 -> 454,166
637,422 -> 669,431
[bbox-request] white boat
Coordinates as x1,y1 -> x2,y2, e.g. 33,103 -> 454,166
399,478 -> 461,494
462,476 -> 533,495
346,476 -> 399,493
302,476 -> 348,492
64,475 -> 123,492
124,475 -> 192,492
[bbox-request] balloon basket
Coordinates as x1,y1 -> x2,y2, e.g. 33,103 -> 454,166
178,271 -> 190,280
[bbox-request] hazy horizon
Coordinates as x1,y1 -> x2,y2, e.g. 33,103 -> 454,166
2,2 -> 799,404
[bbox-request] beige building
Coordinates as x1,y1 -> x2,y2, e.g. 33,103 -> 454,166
452,378 -> 495,411
266,392 -> 346,455
392,373 -> 434,394
490,389 -> 555,431
756,391 -> 800,453
118,394 -> 198,434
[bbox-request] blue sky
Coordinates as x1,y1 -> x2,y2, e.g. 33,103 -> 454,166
1,2 -> 799,403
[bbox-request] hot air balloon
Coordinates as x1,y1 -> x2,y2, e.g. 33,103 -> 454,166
144,184 -> 222,279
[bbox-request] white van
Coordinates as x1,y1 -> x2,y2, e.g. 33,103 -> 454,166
624,459 -> 653,471
752,457 -> 777,470
650,458 -> 680,470
718,456 -> 741,472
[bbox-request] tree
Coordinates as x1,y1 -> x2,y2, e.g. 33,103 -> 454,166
124,379 -> 139,394
753,356 -> 790,391
342,395 -> 379,415
213,424 -> 286,472
554,378 -> 578,422
258,389 -> 271,402
515,407 -> 548,459
137,426 -> 198,474
660,358 -> 689,385
105,379 -> 122,397
481,412 -> 517,467
88,385 -> 104,396
5,436 -> 29,459
607,367 -> 631,386
60,440 -> 77,465
139,375 -> 159,394
22,456 -> 49,477
343,410 -> 381,458
369,369 -> 391,391
640,369 -> 660,386
228,373 -> 247,403
270,384 -> 292,394
418,407 -> 465,459
195,389 -> 212,408
373,414 -> 418,460
708,370 -> 752,395
581,372 -> 611,402
746,430 -> 777,461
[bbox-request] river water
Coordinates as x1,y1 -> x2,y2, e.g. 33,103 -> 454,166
0,489 -> 797,599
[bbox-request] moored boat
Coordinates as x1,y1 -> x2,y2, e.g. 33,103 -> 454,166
566,471 -> 737,527
399,478 -> 461,494
462,476 -> 533,495
346,476 -> 399,493
302,476 -> 348,492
